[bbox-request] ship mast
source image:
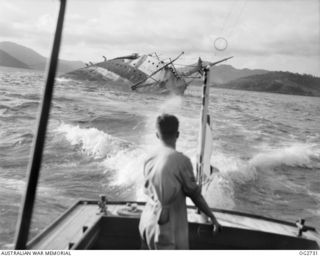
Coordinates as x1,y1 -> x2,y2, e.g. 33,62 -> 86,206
196,66 -> 211,192
196,57 -> 233,192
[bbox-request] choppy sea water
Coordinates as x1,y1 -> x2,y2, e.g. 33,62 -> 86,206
0,66 -> 319,248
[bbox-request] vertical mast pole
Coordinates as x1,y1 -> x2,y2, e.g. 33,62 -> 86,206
14,0 -> 67,249
196,57 -> 232,193
197,66 -> 211,192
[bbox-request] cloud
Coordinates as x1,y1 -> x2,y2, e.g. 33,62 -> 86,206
0,0 -> 319,75
0,22 -> 21,38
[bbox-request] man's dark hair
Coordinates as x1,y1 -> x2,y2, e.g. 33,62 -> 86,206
156,113 -> 179,139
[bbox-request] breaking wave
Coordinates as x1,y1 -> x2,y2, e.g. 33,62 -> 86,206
54,123 -> 320,210
212,143 -> 319,182
55,122 -> 146,199
55,123 -> 133,159
102,148 -> 147,200
249,143 -> 320,170
204,142 -> 320,208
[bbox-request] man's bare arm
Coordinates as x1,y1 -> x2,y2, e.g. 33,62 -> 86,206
190,193 -> 220,231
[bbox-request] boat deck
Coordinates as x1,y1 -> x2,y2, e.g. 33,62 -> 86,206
27,200 -> 320,250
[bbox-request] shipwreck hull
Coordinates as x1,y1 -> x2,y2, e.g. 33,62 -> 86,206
61,54 -> 188,95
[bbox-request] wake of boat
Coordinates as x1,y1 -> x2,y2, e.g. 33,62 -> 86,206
55,123 -> 134,159
249,143 -> 320,170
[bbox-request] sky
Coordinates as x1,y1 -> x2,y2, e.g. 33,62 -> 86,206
0,0 -> 319,76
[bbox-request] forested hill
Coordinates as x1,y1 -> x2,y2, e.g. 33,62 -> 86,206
210,64 -> 268,84
0,49 -> 30,69
0,41 -> 83,73
216,71 -> 320,97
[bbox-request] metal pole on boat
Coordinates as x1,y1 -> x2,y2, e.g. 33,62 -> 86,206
197,66 -> 211,192
197,56 -> 232,190
14,0 -> 67,249
196,57 -> 233,193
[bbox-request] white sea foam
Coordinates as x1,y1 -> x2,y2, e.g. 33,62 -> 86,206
55,77 -> 72,83
55,122 -> 146,199
207,143 -> 320,192
200,152 -> 257,209
56,116 -> 202,204
203,174 -> 236,209
211,143 -> 320,184
158,95 -> 183,113
201,142 -> 320,209
54,123 -> 320,210
55,123 -> 130,159
249,143 -> 320,170
101,148 -> 146,200
203,143 -> 320,208
212,152 -> 257,183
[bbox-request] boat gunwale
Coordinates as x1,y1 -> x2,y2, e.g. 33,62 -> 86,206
27,200 -> 82,249
71,216 -> 102,250
27,199 -> 318,249
90,200 -> 316,231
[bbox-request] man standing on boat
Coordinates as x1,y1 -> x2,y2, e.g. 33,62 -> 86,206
139,113 -> 220,249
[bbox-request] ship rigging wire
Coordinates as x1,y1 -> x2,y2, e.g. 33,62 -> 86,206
213,0 -> 248,54
226,0 -> 248,38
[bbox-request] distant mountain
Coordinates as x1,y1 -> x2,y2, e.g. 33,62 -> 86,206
0,49 -> 30,69
1,41 -> 318,97
210,64 -> 269,84
58,59 -> 85,74
191,63 -> 268,85
0,41 -> 84,73
0,41 -> 45,69
216,71 -> 320,97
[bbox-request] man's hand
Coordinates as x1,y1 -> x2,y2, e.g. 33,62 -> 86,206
210,216 -> 221,234
190,193 -> 222,234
